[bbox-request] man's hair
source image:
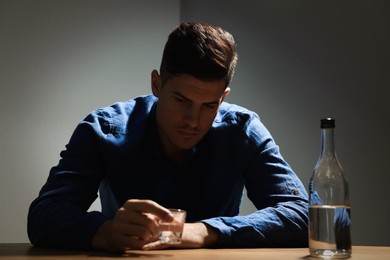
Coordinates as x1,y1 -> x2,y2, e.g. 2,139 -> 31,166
159,22 -> 238,87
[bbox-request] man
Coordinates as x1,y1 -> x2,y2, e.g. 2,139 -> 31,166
28,22 -> 308,253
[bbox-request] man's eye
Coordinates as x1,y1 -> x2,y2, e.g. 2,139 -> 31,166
175,97 -> 187,103
205,104 -> 218,109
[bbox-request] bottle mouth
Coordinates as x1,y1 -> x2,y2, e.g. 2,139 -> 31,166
321,118 -> 335,128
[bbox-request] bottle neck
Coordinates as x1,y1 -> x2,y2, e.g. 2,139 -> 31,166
320,127 -> 336,157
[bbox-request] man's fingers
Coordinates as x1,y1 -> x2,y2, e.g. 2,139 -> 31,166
108,199 -> 176,252
115,201 -> 168,238
112,220 -> 154,241
142,240 -> 170,251
123,199 -> 174,222
114,235 -> 148,251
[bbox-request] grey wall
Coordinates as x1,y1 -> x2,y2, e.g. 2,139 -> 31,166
1,0 -> 389,246
181,0 -> 390,246
0,0 -> 180,243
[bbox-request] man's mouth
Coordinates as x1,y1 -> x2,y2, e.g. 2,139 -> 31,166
176,128 -> 198,138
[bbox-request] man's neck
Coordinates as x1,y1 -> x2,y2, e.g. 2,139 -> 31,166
164,148 -> 189,166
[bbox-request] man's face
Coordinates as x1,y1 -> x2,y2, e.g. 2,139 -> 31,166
151,70 -> 230,159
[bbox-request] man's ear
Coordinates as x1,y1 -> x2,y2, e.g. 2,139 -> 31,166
151,70 -> 162,97
222,87 -> 231,101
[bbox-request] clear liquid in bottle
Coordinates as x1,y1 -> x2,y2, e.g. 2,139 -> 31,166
309,205 -> 351,258
308,118 -> 351,258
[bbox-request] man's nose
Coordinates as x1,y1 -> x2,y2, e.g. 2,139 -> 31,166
183,106 -> 200,128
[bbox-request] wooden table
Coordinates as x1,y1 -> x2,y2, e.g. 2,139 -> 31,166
0,244 -> 389,259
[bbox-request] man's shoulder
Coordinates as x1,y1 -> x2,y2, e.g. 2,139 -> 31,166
213,102 -> 270,143
83,95 -> 157,134
93,95 -> 157,119
215,102 -> 259,125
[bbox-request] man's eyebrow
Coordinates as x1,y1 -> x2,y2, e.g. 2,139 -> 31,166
172,91 -> 190,101
172,90 -> 220,105
203,98 -> 220,105
172,90 -> 219,105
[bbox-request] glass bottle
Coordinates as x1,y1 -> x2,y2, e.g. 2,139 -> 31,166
308,118 -> 351,258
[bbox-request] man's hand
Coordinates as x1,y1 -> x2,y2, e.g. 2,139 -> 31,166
142,222 -> 220,250
91,199 -> 173,253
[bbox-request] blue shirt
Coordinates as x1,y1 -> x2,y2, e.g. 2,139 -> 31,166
28,95 -> 308,250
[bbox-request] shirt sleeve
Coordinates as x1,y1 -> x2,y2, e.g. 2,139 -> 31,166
27,112 -> 109,250
202,114 -> 309,248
